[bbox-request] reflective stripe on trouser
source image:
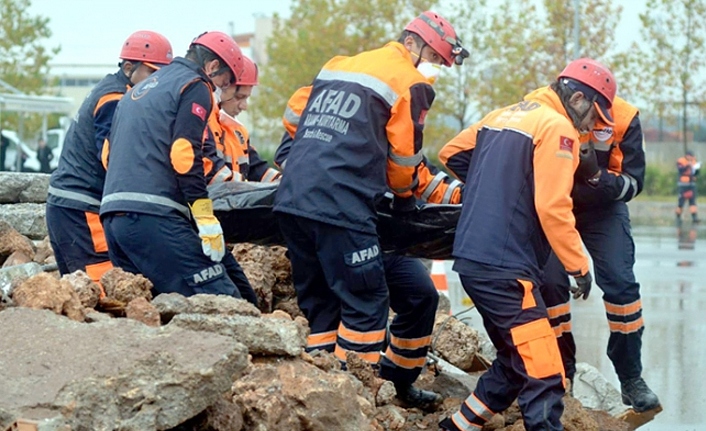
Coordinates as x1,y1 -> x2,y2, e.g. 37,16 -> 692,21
540,251 -> 576,380
454,274 -> 565,431
102,212 -> 238,298
276,213 -> 389,366
45,204 -> 112,295
379,254 -> 438,385
575,201 -> 643,381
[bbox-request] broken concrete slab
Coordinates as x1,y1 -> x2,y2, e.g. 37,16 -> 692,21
0,173 -> 50,204
169,313 -> 306,357
573,362 -> 629,417
0,204 -> 47,240
429,355 -> 480,400
0,307 -> 249,431
151,293 -> 261,325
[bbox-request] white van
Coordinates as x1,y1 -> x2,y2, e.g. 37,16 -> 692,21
1,126 -> 66,173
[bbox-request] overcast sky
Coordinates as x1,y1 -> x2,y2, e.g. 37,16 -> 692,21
29,0 -> 644,66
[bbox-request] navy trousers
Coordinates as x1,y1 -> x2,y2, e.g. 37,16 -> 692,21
102,212 -> 243,298
542,201 -> 644,382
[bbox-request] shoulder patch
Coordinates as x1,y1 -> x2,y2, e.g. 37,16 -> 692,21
559,136 -> 574,152
592,127 -> 613,142
191,103 -> 207,121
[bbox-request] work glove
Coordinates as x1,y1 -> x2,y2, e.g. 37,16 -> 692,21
571,271 -> 593,300
189,198 -> 226,262
576,142 -> 600,181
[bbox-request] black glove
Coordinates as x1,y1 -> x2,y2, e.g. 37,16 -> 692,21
571,271 -> 592,300
576,142 -> 600,180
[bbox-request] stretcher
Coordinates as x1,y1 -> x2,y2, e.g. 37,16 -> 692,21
210,182 -> 460,260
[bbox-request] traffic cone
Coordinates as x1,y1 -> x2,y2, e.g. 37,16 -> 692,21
430,260 -> 448,296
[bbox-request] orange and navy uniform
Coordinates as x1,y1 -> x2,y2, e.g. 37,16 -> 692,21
274,43 -> 451,380
221,114 -> 281,182
447,87 -> 589,283
203,94 -> 235,185
100,57 -> 238,298
45,70 -> 132,290
441,86 -> 589,431
571,96 -> 644,209
677,154 -> 699,186
202,100 -> 280,184
274,42 -> 463,235
275,83 -> 441,385
676,152 -> 700,219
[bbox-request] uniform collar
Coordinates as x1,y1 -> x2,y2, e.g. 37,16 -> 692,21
385,41 -> 414,64
524,86 -> 570,121
174,57 -> 214,87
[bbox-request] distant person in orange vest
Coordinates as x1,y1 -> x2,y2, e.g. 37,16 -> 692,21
676,150 -> 700,224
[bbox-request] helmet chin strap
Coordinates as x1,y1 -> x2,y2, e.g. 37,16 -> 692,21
413,42 -> 427,68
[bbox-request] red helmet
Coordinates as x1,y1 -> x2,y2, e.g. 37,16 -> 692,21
236,56 -> 258,86
558,58 -> 617,125
119,31 -> 173,69
191,31 -> 245,81
404,11 -> 467,67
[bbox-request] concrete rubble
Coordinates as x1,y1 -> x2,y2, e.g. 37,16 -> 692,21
0,175 -> 662,431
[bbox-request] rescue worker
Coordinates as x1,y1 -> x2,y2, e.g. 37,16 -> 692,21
443,87 -> 660,413
100,31 -> 247,298
218,56 -> 281,182
275,84 -> 451,410
46,31 -> 172,290
676,150 -> 700,224
198,55 -> 278,306
541,95 -> 659,412
273,11 -> 468,409
437,58 -> 615,431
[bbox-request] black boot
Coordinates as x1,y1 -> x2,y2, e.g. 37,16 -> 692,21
621,377 -> 660,412
439,417 -> 461,431
394,382 -> 443,411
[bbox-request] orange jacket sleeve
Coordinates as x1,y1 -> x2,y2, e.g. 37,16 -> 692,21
533,117 -> 589,277
386,83 -> 462,204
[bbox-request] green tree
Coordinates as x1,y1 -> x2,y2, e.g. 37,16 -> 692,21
624,0 -> 706,151
421,0 -> 489,157
250,0 -> 439,147
0,0 -> 60,132
477,0 -> 622,113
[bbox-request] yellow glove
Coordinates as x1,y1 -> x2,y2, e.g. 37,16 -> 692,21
189,198 -> 225,262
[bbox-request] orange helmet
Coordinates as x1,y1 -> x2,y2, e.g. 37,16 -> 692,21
119,31 -> 173,69
558,58 -> 617,125
404,11 -> 468,67
191,31 -> 245,81
236,56 -> 258,86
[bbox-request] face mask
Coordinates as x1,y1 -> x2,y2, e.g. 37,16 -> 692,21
417,61 -> 442,84
214,86 -> 223,104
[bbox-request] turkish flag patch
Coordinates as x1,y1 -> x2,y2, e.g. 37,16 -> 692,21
559,136 -> 574,152
191,103 -> 207,121
418,109 -> 428,125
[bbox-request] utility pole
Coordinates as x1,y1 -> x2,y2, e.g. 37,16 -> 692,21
573,0 -> 581,59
